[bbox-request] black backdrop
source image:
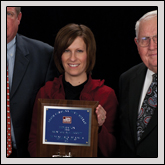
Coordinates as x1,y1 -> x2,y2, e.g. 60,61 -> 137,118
18,6 -> 157,98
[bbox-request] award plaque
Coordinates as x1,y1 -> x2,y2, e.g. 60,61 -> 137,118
37,99 -> 99,157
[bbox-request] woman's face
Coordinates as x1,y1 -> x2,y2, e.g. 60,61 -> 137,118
61,37 -> 87,82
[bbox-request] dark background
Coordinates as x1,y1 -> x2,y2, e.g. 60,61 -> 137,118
18,6 -> 157,99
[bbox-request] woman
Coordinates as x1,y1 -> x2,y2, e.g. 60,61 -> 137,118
28,23 -> 118,157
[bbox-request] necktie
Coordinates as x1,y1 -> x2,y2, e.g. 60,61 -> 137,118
137,74 -> 157,141
7,67 -> 12,157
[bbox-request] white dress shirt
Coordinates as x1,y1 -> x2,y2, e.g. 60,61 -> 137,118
7,36 -> 17,148
7,36 -> 16,90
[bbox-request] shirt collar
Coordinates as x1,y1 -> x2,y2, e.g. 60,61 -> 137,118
146,69 -> 155,83
7,36 -> 16,50
147,68 -> 155,77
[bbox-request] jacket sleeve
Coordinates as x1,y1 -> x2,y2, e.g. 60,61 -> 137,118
28,87 -> 47,157
96,87 -> 118,157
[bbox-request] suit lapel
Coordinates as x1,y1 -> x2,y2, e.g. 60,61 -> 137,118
10,34 -> 29,99
128,63 -> 147,145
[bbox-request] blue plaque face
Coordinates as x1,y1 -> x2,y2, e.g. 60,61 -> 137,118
43,106 -> 92,146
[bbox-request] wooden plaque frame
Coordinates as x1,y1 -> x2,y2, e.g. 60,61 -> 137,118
37,99 -> 99,157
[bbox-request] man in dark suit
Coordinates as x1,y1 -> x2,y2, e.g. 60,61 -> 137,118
7,7 -> 59,157
119,10 -> 157,157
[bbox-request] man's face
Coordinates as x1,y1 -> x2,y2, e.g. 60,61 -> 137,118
135,16 -> 157,73
7,7 -> 22,43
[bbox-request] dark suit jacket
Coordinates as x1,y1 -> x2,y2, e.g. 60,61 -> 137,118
10,34 -> 59,157
119,62 -> 158,158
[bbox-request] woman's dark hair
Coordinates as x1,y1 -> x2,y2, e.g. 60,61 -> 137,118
54,23 -> 96,74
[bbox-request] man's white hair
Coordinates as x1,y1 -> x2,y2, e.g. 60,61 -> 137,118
135,10 -> 157,38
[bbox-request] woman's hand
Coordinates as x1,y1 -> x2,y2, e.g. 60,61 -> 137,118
95,104 -> 106,126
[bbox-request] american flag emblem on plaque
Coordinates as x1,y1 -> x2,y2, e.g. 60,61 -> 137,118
63,116 -> 72,124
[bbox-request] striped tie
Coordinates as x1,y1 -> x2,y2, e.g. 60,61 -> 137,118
7,67 -> 12,157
